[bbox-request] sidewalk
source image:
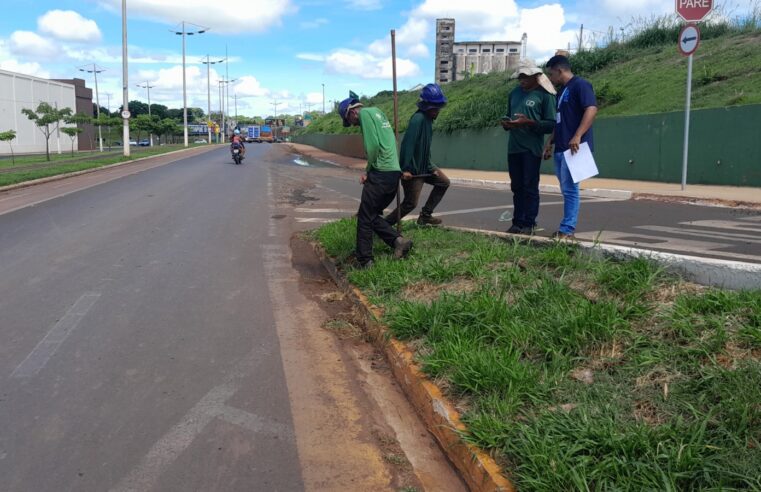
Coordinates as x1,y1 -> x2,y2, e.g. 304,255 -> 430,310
287,143 -> 761,208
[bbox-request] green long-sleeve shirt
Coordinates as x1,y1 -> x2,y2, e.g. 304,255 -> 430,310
505,87 -> 556,157
359,107 -> 401,172
399,111 -> 435,175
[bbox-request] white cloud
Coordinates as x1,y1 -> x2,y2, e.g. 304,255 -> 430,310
296,53 -> 326,62
304,92 -> 323,104
482,4 -> 576,59
325,49 -> 420,79
234,76 -> 270,97
346,0 -> 382,10
300,18 -> 329,29
38,10 -> 102,43
0,59 -> 51,78
98,0 -> 296,34
8,31 -> 59,60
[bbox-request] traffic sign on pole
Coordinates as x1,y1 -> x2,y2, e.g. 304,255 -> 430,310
676,0 -> 713,22
678,24 -> 700,56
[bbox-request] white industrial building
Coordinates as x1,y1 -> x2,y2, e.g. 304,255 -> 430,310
435,18 -> 527,83
0,68 -> 80,155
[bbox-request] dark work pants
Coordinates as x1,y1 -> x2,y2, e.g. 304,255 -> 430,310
508,151 -> 541,228
356,170 -> 402,264
386,171 -> 450,225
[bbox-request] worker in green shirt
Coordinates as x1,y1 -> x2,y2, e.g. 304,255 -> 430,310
501,59 -> 557,235
386,84 -> 450,226
339,94 -> 413,269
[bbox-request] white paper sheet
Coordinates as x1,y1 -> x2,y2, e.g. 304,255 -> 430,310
563,142 -> 599,183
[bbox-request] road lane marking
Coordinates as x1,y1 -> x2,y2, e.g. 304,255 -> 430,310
638,225 -> 761,244
684,219 -> 761,233
293,208 -> 354,213
11,292 -> 101,379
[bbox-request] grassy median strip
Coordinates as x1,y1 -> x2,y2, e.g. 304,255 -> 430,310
315,219 -> 761,491
0,145 -> 206,187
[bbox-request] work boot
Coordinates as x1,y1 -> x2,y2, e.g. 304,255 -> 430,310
417,214 -> 442,226
393,237 -> 413,259
507,225 -> 522,234
357,259 -> 375,270
551,231 -> 576,240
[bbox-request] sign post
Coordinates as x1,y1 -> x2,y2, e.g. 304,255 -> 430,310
678,24 -> 700,190
675,0 -> 711,190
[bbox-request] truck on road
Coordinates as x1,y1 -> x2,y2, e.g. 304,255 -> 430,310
246,125 -> 261,143
259,125 -> 274,143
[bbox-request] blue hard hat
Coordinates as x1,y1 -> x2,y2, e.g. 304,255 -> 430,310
420,83 -> 447,105
339,96 -> 362,127
234,128 -> 240,135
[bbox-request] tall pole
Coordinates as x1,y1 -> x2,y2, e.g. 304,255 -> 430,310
93,64 -> 103,152
182,21 -> 188,147
578,24 -> 584,52
137,82 -> 155,146
225,45 -> 229,138
122,0 -> 129,157
391,29 -> 401,233
681,53 -> 693,190
220,80 -> 226,143
234,94 -> 238,122
322,83 -> 325,114
205,55 -> 211,144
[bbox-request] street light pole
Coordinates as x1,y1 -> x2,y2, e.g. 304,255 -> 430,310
322,83 -> 325,114
171,21 -> 207,148
79,64 -> 105,152
121,0 -> 129,157
136,82 -> 155,146
202,56 -> 224,145
218,80 -> 225,143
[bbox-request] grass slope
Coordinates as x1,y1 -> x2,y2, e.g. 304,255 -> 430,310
315,219 -> 761,491
301,22 -> 761,135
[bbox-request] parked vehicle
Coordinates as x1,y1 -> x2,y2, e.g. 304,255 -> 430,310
193,139 -> 207,144
259,125 -> 273,143
138,139 -> 150,146
129,140 -> 137,146
245,125 -> 261,143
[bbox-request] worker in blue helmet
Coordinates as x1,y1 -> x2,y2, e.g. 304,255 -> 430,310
339,92 -> 413,269
385,83 -> 450,226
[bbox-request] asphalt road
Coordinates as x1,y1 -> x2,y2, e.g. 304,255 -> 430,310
282,153 -> 761,265
0,144 -> 464,492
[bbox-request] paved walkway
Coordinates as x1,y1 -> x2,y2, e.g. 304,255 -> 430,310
286,143 -> 761,208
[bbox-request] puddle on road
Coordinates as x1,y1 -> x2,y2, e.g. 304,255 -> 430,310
288,154 -> 334,168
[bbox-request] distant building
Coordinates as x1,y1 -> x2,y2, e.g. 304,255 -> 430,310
435,18 -> 527,83
52,78 -> 96,151
0,69 -> 87,155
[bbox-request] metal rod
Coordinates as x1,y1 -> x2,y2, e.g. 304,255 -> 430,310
681,53 -> 693,191
182,21 -> 188,147
122,0 -> 129,157
93,64 -> 103,152
391,29 -> 401,234
206,55 -> 211,144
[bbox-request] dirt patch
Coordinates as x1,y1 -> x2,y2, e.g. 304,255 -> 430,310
402,277 -> 478,304
716,341 -> 761,369
633,400 -> 666,426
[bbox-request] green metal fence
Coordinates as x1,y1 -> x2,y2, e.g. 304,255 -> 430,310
294,104 -> 761,186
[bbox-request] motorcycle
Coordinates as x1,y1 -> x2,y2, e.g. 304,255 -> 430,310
231,143 -> 243,165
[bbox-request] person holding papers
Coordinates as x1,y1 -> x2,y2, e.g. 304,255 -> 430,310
543,55 -> 598,240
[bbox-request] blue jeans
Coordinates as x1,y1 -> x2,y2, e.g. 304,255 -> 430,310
554,152 -> 580,234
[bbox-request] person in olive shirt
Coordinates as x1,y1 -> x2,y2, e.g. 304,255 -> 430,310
501,60 -> 557,235
386,84 -> 450,226
339,94 -> 413,269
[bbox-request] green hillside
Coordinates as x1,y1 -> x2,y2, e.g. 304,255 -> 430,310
301,18 -> 761,135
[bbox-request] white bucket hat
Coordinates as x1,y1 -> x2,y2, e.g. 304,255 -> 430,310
511,59 -> 557,95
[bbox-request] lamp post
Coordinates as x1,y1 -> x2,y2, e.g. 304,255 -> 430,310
218,79 -> 225,143
202,56 -> 224,145
226,79 -> 237,131
321,83 -> 325,114
121,0 -> 129,157
79,64 -> 105,152
170,21 -> 208,147
136,82 -> 155,146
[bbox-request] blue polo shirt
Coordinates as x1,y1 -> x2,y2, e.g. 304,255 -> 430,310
554,76 -> 597,153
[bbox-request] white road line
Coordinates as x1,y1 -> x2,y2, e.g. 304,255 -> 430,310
293,208 -> 354,214
575,230 -> 761,263
638,225 -> 761,243
11,292 -> 101,379
683,219 -> 761,233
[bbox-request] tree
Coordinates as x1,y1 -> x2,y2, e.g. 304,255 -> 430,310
60,127 -> 83,156
66,112 -> 93,149
0,130 -> 17,164
155,118 -> 181,144
131,114 -> 158,142
21,102 -> 73,161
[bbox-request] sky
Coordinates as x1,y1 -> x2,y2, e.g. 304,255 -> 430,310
0,0 -> 755,118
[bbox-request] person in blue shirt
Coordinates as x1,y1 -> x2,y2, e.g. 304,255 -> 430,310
543,55 -> 598,240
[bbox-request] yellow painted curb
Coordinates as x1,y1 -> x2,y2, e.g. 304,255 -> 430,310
313,242 -> 516,492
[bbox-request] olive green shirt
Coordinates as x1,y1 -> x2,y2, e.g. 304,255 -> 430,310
505,87 -> 556,157
359,107 -> 401,172
399,111 -> 435,175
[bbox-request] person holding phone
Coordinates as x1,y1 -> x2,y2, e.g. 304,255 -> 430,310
501,60 -> 557,235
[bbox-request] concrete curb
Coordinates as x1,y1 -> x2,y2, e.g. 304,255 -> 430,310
445,225 -> 761,290
312,242 -> 515,492
0,145 -> 220,194
448,177 -> 633,200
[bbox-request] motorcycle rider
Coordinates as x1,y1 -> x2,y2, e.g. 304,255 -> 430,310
231,128 -> 245,158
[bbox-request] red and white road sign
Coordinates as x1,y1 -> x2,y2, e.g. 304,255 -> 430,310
676,0 -> 713,22
678,24 -> 701,56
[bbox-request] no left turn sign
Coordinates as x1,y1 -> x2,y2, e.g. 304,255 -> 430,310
678,24 -> 700,56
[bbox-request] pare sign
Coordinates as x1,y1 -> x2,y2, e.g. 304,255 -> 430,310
676,0 -> 713,22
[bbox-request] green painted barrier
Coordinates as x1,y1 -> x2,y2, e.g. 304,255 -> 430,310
293,104 -> 761,186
